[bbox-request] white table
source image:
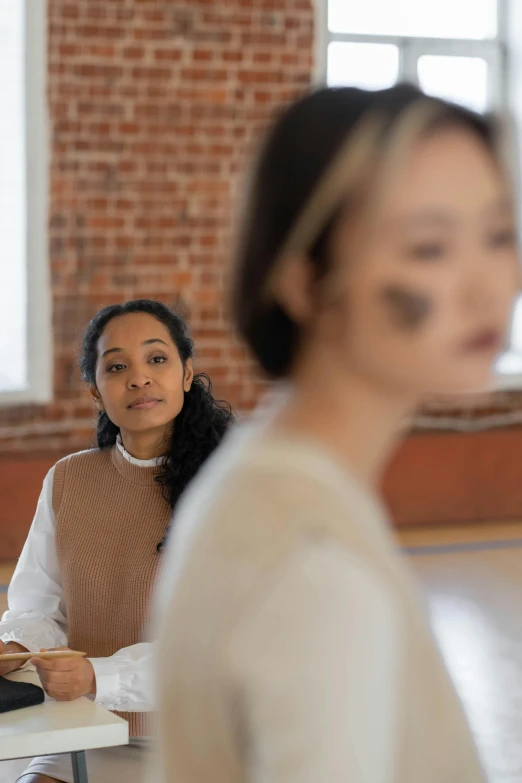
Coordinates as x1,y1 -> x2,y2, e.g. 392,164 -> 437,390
0,670 -> 128,782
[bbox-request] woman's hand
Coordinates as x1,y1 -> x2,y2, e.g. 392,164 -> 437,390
0,641 -> 28,676
31,647 -> 96,701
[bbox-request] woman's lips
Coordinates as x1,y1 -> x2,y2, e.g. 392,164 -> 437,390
127,397 -> 162,410
461,328 -> 503,354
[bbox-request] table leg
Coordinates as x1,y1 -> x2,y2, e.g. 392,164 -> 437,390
71,750 -> 88,783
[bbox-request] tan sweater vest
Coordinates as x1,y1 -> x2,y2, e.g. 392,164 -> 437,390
153,433 -> 485,782
53,445 -> 170,737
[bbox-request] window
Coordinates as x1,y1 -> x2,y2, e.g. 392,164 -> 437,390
0,1 -> 50,404
320,0 -> 504,111
317,0 -> 522,383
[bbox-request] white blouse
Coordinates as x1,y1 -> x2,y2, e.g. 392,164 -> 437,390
0,438 -> 158,713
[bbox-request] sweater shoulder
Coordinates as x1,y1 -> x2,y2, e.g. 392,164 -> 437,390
52,448 -> 109,517
54,447 -> 112,472
52,448 -> 114,498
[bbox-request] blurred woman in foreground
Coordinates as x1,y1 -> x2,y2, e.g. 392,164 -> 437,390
153,85 -> 520,782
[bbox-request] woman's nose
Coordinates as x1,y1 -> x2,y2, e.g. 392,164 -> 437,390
127,375 -> 152,389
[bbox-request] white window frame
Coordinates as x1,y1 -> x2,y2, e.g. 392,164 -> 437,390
315,1 -> 507,104
0,0 -> 52,407
498,0 -> 522,388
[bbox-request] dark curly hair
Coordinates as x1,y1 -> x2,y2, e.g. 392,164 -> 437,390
80,299 -> 234,519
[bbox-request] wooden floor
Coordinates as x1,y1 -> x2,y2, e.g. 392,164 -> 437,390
404,522 -> 522,783
1,523 -> 522,781
398,519 -> 522,548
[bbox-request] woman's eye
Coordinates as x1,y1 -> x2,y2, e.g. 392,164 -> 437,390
489,229 -> 517,249
108,363 -> 125,373
408,243 -> 445,262
150,355 -> 167,364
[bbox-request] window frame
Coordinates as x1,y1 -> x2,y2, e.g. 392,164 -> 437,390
317,1 -> 507,106
0,0 -> 52,407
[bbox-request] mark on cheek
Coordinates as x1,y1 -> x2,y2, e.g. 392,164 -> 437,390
381,285 -> 433,329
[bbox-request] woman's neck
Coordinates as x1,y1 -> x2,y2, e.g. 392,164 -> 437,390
119,426 -> 170,461
274,355 -> 415,490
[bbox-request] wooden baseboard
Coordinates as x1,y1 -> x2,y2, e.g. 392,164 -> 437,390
1,427 -> 522,559
0,454 -> 65,559
382,427 -> 522,526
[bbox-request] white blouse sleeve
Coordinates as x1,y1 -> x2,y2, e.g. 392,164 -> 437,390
227,540 -> 402,783
0,466 -> 68,652
90,641 -> 156,712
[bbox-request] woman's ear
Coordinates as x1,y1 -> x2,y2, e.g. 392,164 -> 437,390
183,359 -> 194,392
89,385 -> 104,412
273,253 -> 316,324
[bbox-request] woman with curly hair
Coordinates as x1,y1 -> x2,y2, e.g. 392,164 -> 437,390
0,299 -> 233,783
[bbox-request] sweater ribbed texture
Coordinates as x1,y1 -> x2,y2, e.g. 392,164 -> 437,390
53,445 -> 170,737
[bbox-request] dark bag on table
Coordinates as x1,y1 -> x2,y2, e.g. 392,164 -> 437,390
0,676 -> 44,713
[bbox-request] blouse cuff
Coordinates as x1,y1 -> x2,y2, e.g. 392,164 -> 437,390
89,656 -> 121,710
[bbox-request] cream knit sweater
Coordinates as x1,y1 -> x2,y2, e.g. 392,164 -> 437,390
152,425 -> 485,782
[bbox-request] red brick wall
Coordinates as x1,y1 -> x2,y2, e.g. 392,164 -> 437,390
0,0 -> 314,455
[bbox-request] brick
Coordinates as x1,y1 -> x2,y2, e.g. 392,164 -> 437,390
238,69 -> 284,84
116,8 -> 135,23
222,51 -> 243,62
119,122 -> 140,134
180,68 -> 228,82
87,44 -> 116,58
142,10 -> 167,23
133,27 -> 173,41
59,43 -> 81,57
60,4 -> 79,20
85,6 -> 108,21
131,66 -> 172,80
154,49 -> 183,62
123,46 -> 145,59
88,216 -> 126,230
253,52 -> 273,63
73,63 -> 123,79
193,49 -> 214,62
75,25 -> 112,38
241,32 -> 286,45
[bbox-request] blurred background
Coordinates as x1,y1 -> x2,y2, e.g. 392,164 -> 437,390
1,2 -> 522,779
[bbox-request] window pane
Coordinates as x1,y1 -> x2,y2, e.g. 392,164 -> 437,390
417,55 -> 488,113
328,0 -> 497,40
510,297 -> 522,354
497,351 -> 522,374
0,4 -> 26,392
327,42 -> 399,90
496,298 -> 522,375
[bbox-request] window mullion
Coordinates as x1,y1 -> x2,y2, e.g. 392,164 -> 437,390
401,38 -> 418,85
